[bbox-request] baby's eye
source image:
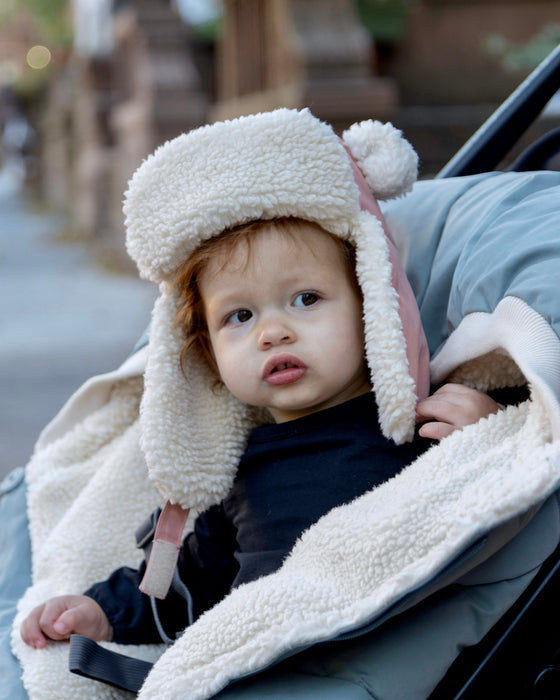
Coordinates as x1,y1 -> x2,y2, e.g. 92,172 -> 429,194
293,292 -> 319,307
227,309 -> 253,325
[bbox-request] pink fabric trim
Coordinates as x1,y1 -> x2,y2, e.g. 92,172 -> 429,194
139,501 -> 190,598
154,501 -> 190,547
344,146 -> 430,402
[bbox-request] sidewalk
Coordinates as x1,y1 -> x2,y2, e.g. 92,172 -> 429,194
0,180 -> 157,478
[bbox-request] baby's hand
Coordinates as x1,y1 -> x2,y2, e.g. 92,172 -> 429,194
20,595 -> 113,649
416,383 -> 499,442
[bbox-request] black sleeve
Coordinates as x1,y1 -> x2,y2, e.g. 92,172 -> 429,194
85,503 -> 239,644
85,562 -> 173,644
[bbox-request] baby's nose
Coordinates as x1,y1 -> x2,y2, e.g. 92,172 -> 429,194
257,319 -> 295,349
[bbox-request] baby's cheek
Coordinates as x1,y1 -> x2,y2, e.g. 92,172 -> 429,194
339,331 -> 366,366
217,354 -> 256,402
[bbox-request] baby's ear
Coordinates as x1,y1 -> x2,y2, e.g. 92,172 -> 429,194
342,121 -> 418,201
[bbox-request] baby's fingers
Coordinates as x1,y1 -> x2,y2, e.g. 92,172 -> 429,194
54,603 -> 96,638
20,604 -> 47,649
34,599 -> 79,642
56,598 -> 113,641
418,420 -> 455,442
20,595 -> 109,648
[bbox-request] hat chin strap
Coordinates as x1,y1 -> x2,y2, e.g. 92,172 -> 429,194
139,501 -> 190,599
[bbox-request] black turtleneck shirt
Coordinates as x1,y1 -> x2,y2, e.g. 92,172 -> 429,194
86,392 -> 425,644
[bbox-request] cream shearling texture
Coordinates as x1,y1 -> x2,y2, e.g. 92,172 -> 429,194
342,120 -> 419,200
124,109 -> 423,514
11,307 -> 560,699
11,111 -> 560,699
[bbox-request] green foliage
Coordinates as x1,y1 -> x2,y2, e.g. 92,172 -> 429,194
0,0 -> 71,96
8,0 -> 72,46
0,0 -> 15,24
356,0 -> 416,44
190,16 -> 223,44
484,25 -> 560,73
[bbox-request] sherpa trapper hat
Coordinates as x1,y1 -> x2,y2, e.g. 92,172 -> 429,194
124,108 -> 430,598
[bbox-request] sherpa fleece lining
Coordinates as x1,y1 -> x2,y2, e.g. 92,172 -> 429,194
11,298 -> 560,700
123,109 -> 423,512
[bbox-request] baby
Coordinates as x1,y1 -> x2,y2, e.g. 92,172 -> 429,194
21,110 -> 498,651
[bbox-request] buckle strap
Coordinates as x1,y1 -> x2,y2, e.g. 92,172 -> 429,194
69,634 -> 153,694
135,507 -> 162,551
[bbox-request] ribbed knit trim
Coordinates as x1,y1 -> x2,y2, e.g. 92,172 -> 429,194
431,295 -> 560,440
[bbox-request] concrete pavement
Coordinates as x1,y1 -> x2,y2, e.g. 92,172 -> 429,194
0,178 -> 157,478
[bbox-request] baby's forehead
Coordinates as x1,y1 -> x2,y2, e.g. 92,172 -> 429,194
207,220 -> 349,273
200,227 -> 353,300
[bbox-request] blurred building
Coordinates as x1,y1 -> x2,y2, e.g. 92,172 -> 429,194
386,0 -> 560,172
211,0 -> 397,129
39,0 -> 399,266
2,0 -> 559,264
40,0 -> 209,266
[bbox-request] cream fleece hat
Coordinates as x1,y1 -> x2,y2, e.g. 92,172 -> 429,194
124,108 -> 429,560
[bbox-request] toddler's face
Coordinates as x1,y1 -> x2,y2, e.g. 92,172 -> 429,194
200,223 -> 370,422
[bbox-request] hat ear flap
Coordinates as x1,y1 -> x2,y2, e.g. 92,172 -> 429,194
140,286 -> 253,510
353,211 -> 418,444
342,121 -> 418,201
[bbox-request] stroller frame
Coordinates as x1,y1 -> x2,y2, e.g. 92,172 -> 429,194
430,43 -> 560,700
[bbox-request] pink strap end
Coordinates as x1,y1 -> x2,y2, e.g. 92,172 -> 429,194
139,502 -> 190,599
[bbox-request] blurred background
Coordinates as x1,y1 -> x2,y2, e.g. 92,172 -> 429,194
1,0 -> 559,476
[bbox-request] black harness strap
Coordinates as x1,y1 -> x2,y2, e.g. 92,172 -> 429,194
68,507 -> 192,692
69,634 -> 153,693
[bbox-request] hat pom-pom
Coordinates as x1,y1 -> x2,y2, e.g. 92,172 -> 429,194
342,120 -> 418,200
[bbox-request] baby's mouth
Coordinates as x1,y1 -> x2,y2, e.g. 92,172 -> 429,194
263,355 -> 307,386
271,362 -> 298,374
